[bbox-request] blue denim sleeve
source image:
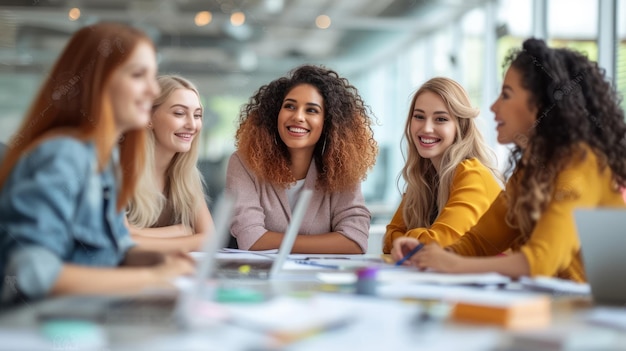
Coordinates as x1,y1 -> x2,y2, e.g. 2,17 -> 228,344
0,139 -> 91,301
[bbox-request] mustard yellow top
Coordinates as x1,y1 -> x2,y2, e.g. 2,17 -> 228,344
383,158 -> 501,253
448,149 -> 626,282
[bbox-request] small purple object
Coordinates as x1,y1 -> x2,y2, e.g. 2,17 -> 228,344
355,267 -> 378,296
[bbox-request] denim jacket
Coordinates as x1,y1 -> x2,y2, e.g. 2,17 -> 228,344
0,137 -> 135,303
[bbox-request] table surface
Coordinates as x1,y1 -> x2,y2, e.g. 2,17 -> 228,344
1,268 -> 626,351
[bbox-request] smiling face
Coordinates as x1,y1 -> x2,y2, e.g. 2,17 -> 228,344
490,67 -> 538,146
277,83 -> 325,157
409,91 -> 457,171
151,88 -> 203,156
108,41 -> 160,134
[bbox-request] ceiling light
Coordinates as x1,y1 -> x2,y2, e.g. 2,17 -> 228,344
195,11 -> 212,26
68,7 -> 81,21
230,12 -> 245,26
315,15 -> 331,29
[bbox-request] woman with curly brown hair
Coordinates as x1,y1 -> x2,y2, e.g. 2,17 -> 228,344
392,38 -> 626,282
226,65 -> 378,254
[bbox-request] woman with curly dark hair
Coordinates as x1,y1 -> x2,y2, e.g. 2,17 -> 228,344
391,38 -> 626,282
226,64 -> 378,254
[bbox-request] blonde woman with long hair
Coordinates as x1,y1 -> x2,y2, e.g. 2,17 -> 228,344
125,75 -> 214,252
383,77 -> 502,253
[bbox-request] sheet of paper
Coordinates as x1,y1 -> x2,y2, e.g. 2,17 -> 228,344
518,276 -> 591,295
288,254 -> 383,261
0,330 -> 53,351
224,295 -> 356,333
376,270 -> 511,286
587,307 -> 626,330
220,248 -> 279,254
191,251 -> 276,261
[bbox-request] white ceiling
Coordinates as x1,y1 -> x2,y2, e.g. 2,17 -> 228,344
0,0 -> 488,97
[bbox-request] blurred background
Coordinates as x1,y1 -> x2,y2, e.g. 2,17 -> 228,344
0,0 -> 625,227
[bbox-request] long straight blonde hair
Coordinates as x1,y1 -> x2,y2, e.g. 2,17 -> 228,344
401,77 -> 502,229
125,75 -> 206,231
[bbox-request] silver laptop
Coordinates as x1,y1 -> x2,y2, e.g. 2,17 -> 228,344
575,208 -> 626,306
214,189 -> 313,279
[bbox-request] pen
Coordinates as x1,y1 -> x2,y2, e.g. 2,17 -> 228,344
395,243 -> 424,266
293,260 -> 340,269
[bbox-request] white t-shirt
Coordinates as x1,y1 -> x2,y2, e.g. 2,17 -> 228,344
286,179 -> 306,210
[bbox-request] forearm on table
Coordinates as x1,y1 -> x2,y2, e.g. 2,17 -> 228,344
249,231 -> 363,254
453,251 -> 530,278
128,225 -> 190,238
50,264 -> 158,296
131,234 -> 205,253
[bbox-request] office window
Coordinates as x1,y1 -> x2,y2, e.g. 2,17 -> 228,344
548,0 -> 598,60
618,0 -> 626,111
431,28 -> 454,78
496,0 -> 531,77
461,8 -> 486,107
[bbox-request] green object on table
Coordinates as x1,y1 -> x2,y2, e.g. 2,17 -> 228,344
215,287 -> 265,303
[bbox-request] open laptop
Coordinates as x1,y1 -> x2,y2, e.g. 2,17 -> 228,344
574,208 -> 626,306
206,189 -> 313,280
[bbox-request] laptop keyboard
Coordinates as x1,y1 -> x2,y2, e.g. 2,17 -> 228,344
215,260 -> 273,279
102,295 -> 178,325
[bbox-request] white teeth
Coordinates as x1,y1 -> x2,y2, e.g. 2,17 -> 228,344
288,127 -> 309,133
175,133 -> 192,138
420,137 -> 439,144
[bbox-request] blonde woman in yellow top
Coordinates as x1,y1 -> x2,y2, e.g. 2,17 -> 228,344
392,39 -> 626,282
383,77 -> 502,254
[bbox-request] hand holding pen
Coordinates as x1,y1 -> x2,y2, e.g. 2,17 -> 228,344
391,238 -> 462,272
395,243 -> 424,266
391,237 -> 425,266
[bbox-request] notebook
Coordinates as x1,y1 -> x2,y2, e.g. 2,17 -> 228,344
213,188 -> 313,279
574,208 -> 626,306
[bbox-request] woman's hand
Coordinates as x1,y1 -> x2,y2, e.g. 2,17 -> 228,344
390,237 -> 422,263
391,237 -> 463,273
411,244 -> 462,273
150,251 -> 196,282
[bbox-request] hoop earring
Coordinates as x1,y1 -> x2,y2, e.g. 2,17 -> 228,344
321,137 -> 327,155
274,135 -> 278,145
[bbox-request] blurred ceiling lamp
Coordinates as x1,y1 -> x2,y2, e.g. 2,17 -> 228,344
230,11 -> 245,26
315,15 -> 331,29
68,7 -> 81,21
195,11 -> 212,26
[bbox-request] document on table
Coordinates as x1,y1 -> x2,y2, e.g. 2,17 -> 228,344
587,307 -> 626,330
518,276 -> 591,295
376,270 -> 511,286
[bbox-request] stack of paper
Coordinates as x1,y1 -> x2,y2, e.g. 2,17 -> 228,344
451,291 -> 551,329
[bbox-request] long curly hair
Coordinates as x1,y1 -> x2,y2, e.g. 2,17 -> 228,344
401,77 -> 502,229
235,64 -> 378,192
503,38 -> 626,244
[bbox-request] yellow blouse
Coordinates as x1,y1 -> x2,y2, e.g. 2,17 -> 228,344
383,158 -> 501,253
448,149 -> 625,282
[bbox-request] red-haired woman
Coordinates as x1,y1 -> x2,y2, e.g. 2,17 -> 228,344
0,23 -> 193,304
